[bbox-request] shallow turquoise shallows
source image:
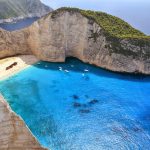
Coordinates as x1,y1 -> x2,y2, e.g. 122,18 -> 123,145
0,58 -> 150,150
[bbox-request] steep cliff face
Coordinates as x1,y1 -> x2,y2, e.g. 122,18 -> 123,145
0,8 -> 150,74
0,28 -> 31,58
0,94 -> 47,150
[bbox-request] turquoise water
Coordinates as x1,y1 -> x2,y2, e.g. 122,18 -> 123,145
0,58 -> 150,150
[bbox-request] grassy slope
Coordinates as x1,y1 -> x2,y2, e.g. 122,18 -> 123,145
50,7 -> 150,59
51,7 -> 150,40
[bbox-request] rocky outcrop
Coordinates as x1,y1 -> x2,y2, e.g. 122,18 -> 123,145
0,0 -> 53,23
0,28 -> 32,58
0,8 -> 150,74
0,94 -> 47,150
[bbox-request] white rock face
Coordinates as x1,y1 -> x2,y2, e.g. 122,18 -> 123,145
31,11 -> 150,74
0,9 -> 150,150
0,94 -> 47,150
0,10 -> 150,74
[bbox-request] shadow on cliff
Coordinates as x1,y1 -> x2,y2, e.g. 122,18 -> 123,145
31,57 -> 150,83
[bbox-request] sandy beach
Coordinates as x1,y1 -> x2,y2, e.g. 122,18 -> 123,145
0,55 -> 39,81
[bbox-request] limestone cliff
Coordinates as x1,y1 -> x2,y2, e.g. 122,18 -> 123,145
0,8 -> 150,74
0,94 -> 47,150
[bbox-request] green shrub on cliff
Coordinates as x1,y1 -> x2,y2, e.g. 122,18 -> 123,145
50,7 -> 150,58
51,7 -> 149,40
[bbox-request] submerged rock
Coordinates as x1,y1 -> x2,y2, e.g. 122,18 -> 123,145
89,99 -> 99,105
73,102 -> 82,108
72,95 -> 79,100
132,127 -> 143,132
79,109 -> 91,113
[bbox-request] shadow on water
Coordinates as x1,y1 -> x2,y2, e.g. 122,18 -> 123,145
32,57 -> 150,83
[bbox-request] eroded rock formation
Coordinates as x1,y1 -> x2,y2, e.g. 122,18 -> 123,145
0,8 -> 150,150
0,8 -> 150,74
0,94 -> 47,150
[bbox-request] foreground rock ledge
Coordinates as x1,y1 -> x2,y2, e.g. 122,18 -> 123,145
0,94 -> 47,150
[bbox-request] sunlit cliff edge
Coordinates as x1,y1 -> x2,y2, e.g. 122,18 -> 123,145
1,8 -> 150,74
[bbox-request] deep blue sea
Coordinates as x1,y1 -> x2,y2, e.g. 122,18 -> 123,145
0,58 -> 150,150
0,17 -> 38,31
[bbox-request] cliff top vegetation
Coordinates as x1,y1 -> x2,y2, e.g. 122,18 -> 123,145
50,7 -> 150,40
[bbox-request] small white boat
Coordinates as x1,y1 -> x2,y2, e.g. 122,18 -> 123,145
84,69 -> 89,72
64,70 -> 69,72
82,73 -> 85,76
59,67 -> 62,70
